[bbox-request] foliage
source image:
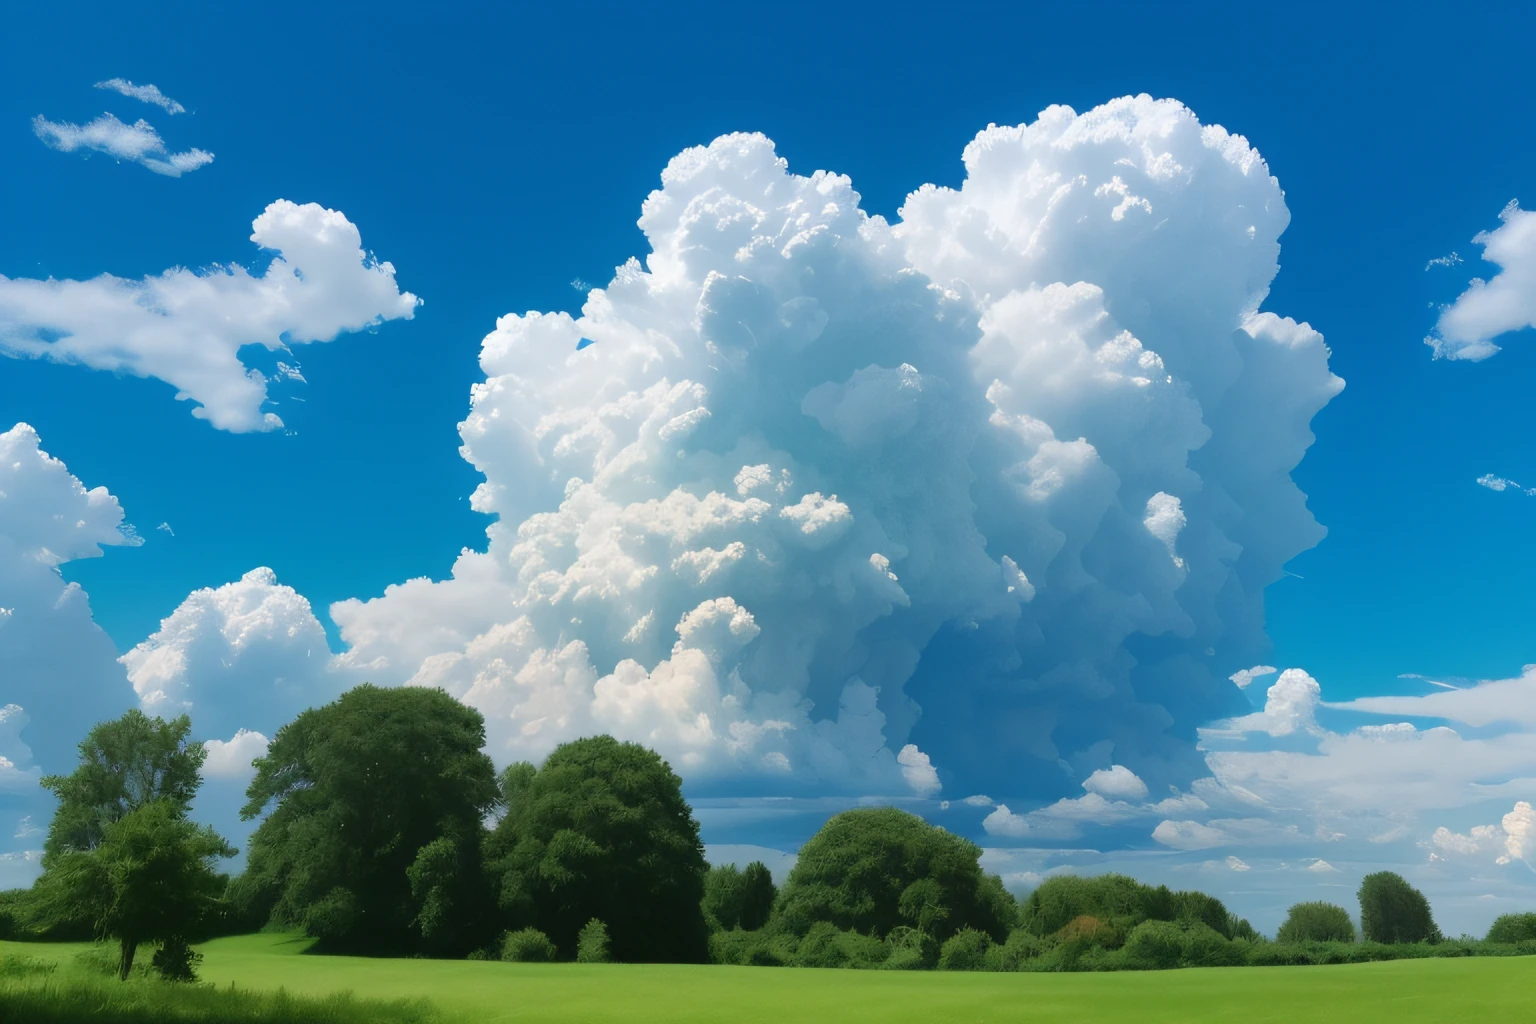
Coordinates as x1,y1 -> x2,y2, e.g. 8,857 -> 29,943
1485,912 -> 1536,943
1121,919 -> 1244,970
238,685 -> 498,956
486,736 -> 709,963
1277,902 -> 1356,944
937,927 -> 990,970
150,936 -> 204,982
0,953 -> 55,979
39,710 -> 206,861
39,800 -> 232,979
1019,874 -> 1239,941
775,808 -> 1015,943
983,929 -> 1046,971
702,861 -> 777,932
1357,872 -> 1441,944
708,927 -> 798,967
73,944 -> 153,980
576,919 -> 610,963
501,927 -> 558,963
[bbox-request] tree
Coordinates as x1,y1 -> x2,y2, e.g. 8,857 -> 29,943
1486,912 -> 1536,944
775,807 -> 1016,943
39,800 -> 232,979
1357,871 -> 1441,944
486,735 -> 709,963
40,710 -> 206,860
701,860 -> 776,932
1276,901 -> 1356,943
237,685 -> 498,955
1018,874 -> 1243,941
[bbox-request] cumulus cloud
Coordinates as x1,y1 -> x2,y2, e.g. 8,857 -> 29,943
1205,668 -> 1322,737
0,705 -> 41,793
32,112 -> 211,177
121,568 -> 339,741
300,97 -> 1341,802
0,201 -> 420,431
94,78 -> 186,114
1427,200 -> 1536,361
0,424 -> 137,767
1083,765 -> 1150,801
983,804 -> 1031,838
202,729 -> 269,781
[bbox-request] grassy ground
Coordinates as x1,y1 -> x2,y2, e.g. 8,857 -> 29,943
5,933 -> 1535,1023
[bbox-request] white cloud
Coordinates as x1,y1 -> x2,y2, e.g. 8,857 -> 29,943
897,744 -> 941,797
1477,474 -> 1536,497
1427,200 -> 1536,361
32,112 -> 211,176
1153,819 -> 1230,851
1230,665 -> 1277,689
121,568 -> 339,741
202,729 -> 269,781
1083,765 -> 1149,801
961,794 -> 996,807
296,97 -> 1341,801
0,201 -> 421,431
1206,668 -> 1322,737
1226,855 -> 1251,872
0,705 -> 41,793
1306,859 -> 1338,873
983,804 -> 1031,838
94,78 -> 186,114
0,424 -> 137,769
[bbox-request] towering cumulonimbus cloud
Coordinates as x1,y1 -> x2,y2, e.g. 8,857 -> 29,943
328,96 -> 1341,800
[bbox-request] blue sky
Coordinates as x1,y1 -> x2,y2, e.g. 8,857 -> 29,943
3,1 -> 1536,932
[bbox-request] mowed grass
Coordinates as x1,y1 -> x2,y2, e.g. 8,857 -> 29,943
6,933 -> 1535,1024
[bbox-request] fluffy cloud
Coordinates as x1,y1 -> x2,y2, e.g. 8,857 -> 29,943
0,201 -> 420,431
0,424 -> 137,768
94,78 -> 186,114
202,729 -> 270,781
1427,200 -> 1536,361
1084,765 -> 1150,801
0,705 -> 40,794
32,112 -> 211,176
310,96 -> 1342,800
122,568 -> 339,741
1205,668 -> 1322,737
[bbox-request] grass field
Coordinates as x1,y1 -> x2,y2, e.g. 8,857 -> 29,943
5,933 -> 1535,1023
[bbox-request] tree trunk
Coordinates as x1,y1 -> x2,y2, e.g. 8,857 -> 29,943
117,938 -> 138,981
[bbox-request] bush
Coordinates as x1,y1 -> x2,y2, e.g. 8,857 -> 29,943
790,921 -> 889,969
881,924 -> 938,969
73,944 -> 152,980
500,927 -> 558,963
708,928 -> 796,967
149,937 -> 203,982
1358,872 -> 1440,944
576,918 -> 610,963
983,930 -> 1046,971
938,927 -> 990,970
1277,902 -> 1356,944
1486,912 -> 1536,944
1122,919 -> 1185,970
1056,914 -> 1119,948
1181,922 -> 1245,967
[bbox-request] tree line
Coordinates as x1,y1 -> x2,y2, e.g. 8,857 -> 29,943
4,683 -> 1536,978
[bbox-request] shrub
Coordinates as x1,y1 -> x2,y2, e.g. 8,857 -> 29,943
881,924 -> 938,969
576,918 -> 610,963
1486,912 -> 1536,944
1358,872 -> 1440,944
1056,914 -> 1119,948
938,927 -> 990,970
1181,922 -> 1245,967
791,921 -> 888,968
149,937 -> 203,982
1122,919 -> 1185,970
501,927 -> 558,963
1277,902 -> 1356,944
708,928 -> 796,966
983,930 -> 1046,971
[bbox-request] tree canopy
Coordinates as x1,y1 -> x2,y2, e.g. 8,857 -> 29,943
1018,873 -> 1247,942
775,807 -> 1015,942
486,735 -> 709,963
703,861 -> 776,932
1358,872 -> 1441,944
40,710 -> 205,861
236,684 -> 498,955
1276,901 -> 1356,944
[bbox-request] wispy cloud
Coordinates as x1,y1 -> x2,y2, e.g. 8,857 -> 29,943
1477,473 -> 1536,497
32,112 -> 213,177
1425,252 -> 1463,270
94,78 -> 185,115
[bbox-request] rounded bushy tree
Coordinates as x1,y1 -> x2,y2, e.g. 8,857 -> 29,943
1486,912 -> 1536,944
775,807 -> 1015,942
1357,872 -> 1440,944
486,736 -> 709,963
1276,901 -> 1356,944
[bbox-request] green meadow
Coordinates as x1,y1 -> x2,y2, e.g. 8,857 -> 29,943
5,933 -> 1534,1024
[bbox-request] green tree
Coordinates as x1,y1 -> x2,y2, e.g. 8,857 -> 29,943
1357,871 -> 1441,944
1486,912 -> 1536,944
486,735 -> 709,963
39,800 -> 232,979
1276,901 -> 1356,943
237,685 -> 498,955
701,861 -> 776,932
775,807 -> 1015,943
1019,874 -> 1241,940
40,710 -> 206,860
